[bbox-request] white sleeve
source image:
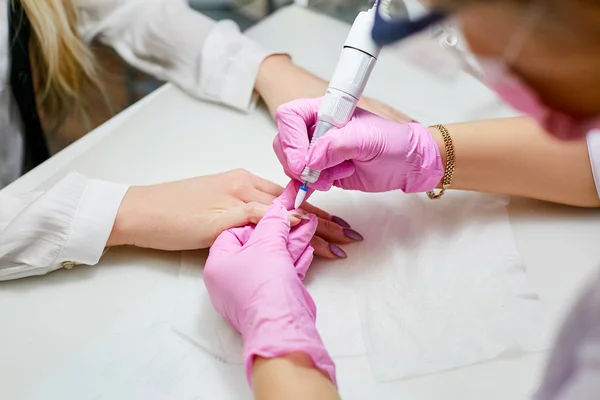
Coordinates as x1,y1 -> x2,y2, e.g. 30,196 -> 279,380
586,129 -> 600,199
0,173 -> 128,281
77,0 -> 280,112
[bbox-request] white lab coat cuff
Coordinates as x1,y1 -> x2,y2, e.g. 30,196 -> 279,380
0,174 -> 127,281
586,129 -> 600,199
56,177 -> 129,268
200,20 -> 283,112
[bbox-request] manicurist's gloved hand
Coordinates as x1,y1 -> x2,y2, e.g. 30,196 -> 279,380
203,201 -> 336,386
273,97 -> 444,193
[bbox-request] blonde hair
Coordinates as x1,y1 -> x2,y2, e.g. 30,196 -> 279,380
19,0 -> 104,123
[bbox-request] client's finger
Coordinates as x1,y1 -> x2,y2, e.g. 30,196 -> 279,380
377,105 -> 412,124
299,201 -> 331,220
297,194 -> 362,244
248,181 -> 359,245
250,180 -> 308,212
315,216 -> 361,244
250,174 -> 285,197
359,97 -> 413,124
310,236 -> 348,260
247,187 -> 279,208
212,203 -> 302,246
246,203 -> 290,247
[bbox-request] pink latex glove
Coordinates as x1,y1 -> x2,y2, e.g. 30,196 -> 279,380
274,97 -> 444,193
203,200 -> 336,386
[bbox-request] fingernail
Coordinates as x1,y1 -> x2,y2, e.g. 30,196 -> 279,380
344,228 -> 364,241
411,119 -> 418,123
291,212 -> 310,220
331,215 -> 351,228
329,244 -> 347,259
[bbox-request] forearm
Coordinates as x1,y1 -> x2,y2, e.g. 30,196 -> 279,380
255,55 -> 328,117
252,353 -> 340,400
256,55 -> 412,123
430,117 -> 599,207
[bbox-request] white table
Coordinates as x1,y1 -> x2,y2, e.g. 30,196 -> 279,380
2,6 -> 600,400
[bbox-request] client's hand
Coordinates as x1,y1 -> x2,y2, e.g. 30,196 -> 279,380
274,98 -> 444,193
357,96 -> 414,124
107,169 -> 358,258
204,202 -> 336,385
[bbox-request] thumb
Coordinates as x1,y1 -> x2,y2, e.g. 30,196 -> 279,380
288,214 -> 318,266
209,203 -> 269,243
307,127 -> 359,172
207,229 -> 243,260
212,203 -> 305,248
246,203 -> 290,248
275,98 -> 321,176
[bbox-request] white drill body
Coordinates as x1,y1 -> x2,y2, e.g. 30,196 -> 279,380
300,8 -> 383,186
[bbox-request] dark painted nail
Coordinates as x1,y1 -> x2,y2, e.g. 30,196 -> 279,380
329,244 -> 347,259
331,215 -> 351,228
411,119 -> 418,123
344,228 -> 364,241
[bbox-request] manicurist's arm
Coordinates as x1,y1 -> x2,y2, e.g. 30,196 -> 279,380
430,117 -> 599,207
253,353 -> 340,400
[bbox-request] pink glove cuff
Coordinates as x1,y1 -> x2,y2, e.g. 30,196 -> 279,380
402,123 -> 445,193
242,282 -> 337,387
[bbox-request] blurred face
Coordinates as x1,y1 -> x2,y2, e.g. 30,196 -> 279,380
456,1 -> 600,117
442,0 -> 600,138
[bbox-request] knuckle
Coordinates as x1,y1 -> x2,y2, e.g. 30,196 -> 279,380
229,168 -> 250,179
243,202 -> 262,221
229,182 -> 245,197
275,104 -> 287,120
320,219 -> 341,234
227,169 -> 251,195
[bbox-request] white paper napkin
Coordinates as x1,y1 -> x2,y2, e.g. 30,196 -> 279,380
172,189 -> 548,381
346,190 -> 549,381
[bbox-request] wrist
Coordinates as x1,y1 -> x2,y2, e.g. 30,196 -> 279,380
106,186 -> 141,247
244,321 -> 335,387
241,284 -> 336,386
255,54 -> 328,116
255,54 -> 293,96
253,352 -> 338,390
255,352 -> 315,369
429,126 -> 447,189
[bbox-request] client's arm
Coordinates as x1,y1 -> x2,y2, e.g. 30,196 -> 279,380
255,55 -> 411,123
0,171 -> 351,281
253,354 -> 340,400
430,117 -> 599,207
